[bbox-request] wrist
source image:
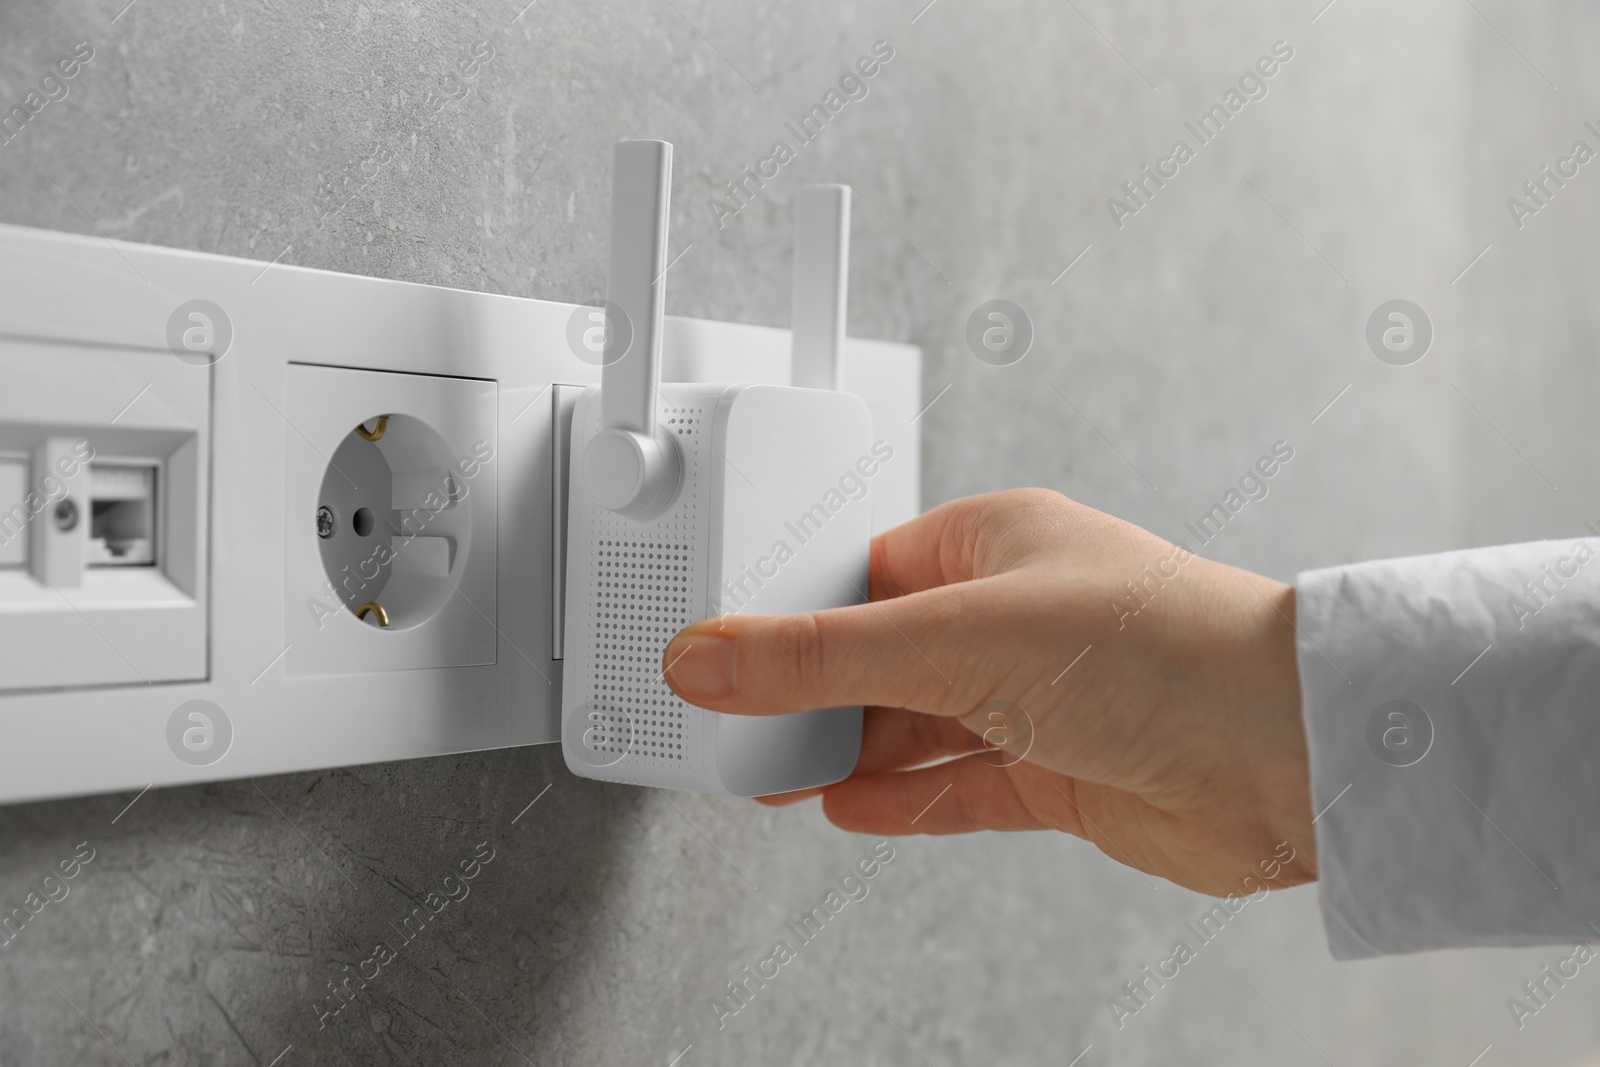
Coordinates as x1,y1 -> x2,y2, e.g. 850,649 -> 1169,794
1250,581 -> 1317,885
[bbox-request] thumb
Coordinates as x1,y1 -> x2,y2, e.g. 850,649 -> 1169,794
660,586 -> 976,716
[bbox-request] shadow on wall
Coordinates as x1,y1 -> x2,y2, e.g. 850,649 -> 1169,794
0,744 -> 634,1063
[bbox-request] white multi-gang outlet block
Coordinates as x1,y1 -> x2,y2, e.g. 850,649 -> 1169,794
0,221 -> 920,805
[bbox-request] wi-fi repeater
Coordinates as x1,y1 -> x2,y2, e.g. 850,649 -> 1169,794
560,139 -> 873,795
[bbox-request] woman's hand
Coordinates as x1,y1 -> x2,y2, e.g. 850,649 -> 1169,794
661,489 -> 1316,896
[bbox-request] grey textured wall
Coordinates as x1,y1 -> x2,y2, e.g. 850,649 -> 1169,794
4,0 -> 1600,1063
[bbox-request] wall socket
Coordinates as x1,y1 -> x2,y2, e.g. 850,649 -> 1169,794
0,220 -> 920,805
283,362 -> 499,676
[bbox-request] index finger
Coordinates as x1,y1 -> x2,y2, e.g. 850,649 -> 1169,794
660,582 -> 984,717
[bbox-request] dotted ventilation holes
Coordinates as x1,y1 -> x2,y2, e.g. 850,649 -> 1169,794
576,404 -> 705,770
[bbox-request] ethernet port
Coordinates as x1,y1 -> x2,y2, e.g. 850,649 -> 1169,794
87,464 -> 157,566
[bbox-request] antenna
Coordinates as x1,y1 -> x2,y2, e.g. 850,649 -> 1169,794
790,184 -> 851,390
583,139 -> 682,519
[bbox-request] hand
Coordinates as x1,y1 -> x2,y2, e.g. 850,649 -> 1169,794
660,489 -> 1317,896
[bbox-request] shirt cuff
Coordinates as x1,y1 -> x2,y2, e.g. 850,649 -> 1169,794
1295,538 -> 1600,959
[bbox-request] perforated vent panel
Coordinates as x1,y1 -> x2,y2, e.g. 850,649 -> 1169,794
571,401 -> 708,783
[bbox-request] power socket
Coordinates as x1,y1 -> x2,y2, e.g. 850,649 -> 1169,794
560,141 -> 872,795
282,362 -> 498,676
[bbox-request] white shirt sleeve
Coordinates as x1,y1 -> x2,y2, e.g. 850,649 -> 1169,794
1295,538 -> 1600,959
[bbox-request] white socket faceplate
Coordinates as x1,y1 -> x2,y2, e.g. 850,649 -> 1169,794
0,222 -> 920,805
283,363 -> 498,676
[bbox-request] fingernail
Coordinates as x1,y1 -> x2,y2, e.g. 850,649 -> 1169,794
663,632 -> 737,700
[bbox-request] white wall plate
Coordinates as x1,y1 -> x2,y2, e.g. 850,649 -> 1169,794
0,222 -> 921,805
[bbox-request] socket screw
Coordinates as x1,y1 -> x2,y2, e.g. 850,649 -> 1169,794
53,499 -> 79,532
316,505 -> 336,539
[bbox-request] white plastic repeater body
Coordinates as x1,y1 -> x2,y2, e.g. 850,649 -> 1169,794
561,143 -> 872,795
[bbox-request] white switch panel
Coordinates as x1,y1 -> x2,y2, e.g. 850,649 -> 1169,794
0,222 -> 921,805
